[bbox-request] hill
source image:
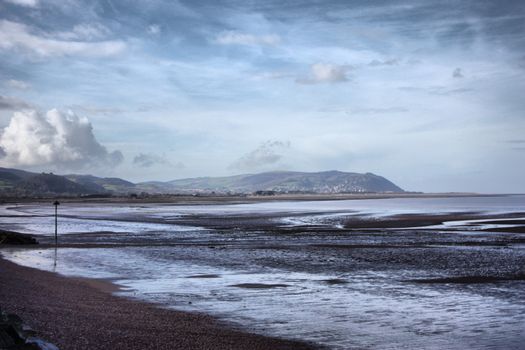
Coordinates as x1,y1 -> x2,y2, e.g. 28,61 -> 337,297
138,170 -> 404,194
17,173 -> 89,196
0,167 -> 35,189
65,175 -> 136,193
0,167 -> 404,197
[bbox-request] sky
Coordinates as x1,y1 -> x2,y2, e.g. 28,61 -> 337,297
0,0 -> 524,193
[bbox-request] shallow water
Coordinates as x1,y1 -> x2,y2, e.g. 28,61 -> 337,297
2,195 -> 525,349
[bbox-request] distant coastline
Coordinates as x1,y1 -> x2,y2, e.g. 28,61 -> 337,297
0,191 -> 511,205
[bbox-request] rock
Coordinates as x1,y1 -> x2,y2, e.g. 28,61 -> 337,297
0,231 -> 38,245
0,308 -> 57,350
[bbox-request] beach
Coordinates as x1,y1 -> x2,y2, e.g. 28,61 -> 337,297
1,194 -> 525,349
0,256 -> 315,350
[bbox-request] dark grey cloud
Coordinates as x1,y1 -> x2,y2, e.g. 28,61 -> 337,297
453,68 -> 464,78
519,56 -> 525,69
133,153 -> 178,168
1,0 -> 524,70
347,107 -> 409,115
507,140 -> 525,151
369,59 -> 399,66
322,1 -> 525,50
3,0 -> 525,53
506,139 -> 525,144
0,95 -> 32,110
399,86 -> 474,96
228,140 -> 290,171
69,104 -> 125,116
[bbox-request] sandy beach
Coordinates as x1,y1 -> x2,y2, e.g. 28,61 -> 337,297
0,256 -> 316,350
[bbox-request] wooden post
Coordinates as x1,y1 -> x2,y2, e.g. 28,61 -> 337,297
53,201 -> 60,245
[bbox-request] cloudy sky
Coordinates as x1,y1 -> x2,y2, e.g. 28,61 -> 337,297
0,0 -> 524,192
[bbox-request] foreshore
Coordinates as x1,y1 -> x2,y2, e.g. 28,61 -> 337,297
2,196 -> 524,349
0,256 -> 317,350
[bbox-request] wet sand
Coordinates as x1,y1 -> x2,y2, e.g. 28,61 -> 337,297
0,257 -> 317,350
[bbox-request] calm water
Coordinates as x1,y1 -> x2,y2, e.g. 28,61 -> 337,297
1,195 -> 525,349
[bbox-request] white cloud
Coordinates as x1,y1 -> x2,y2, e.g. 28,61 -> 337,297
4,0 -> 38,7
55,23 -> 111,41
228,140 -> 290,171
297,63 -> 351,84
0,20 -> 126,57
215,31 -> 281,46
0,109 -> 123,169
6,79 -> 31,90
